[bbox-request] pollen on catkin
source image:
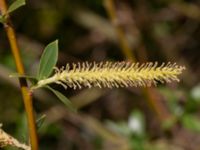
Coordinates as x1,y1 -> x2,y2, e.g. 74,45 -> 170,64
0,127 -> 30,150
34,61 -> 185,89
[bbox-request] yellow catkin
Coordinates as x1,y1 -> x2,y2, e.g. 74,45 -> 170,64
33,62 -> 185,89
0,125 -> 30,150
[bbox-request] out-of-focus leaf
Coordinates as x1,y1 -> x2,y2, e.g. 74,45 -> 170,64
0,15 -> 4,23
7,0 -> 26,14
182,114 -> 200,132
15,112 -> 28,143
46,86 -> 77,112
159,87 -> 183,116
106,120 -> 131,136
37,40 -> 58,80
36,114 -> 46,130
40,123 -> 61,137
106,110 -> 145,137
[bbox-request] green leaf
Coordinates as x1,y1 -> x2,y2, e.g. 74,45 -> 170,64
37,40 -> 58,80
7,0 -> 26,14
46,86 -> 77,112
9,73 -> 38,85
36,114 -> 46,129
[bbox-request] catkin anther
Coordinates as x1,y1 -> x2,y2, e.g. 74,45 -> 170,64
33,62 -> 185,89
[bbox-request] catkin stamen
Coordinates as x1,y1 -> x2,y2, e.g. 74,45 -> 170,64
33,62 -> 185,90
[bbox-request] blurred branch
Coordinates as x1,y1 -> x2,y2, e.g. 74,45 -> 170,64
74,9 -> 117,42
103,0 -> 173,125
103,0 -> 136,61
170,2 -> 200,21
71,88 -> 107,108
143,88 -> 171,122
45,105 -> 130,150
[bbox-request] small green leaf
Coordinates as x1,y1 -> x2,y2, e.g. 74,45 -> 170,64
7,0 -> 26,14
46,86 -> 77,112
36,114 -> 46,129
37,40 -> 58,80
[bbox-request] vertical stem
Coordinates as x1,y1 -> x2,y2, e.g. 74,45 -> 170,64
143,88 -> 171,122
104,0 -> 136,61
0,0 -> 38,149
104,0 -> 171,123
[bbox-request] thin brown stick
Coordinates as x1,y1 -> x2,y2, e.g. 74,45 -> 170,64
104,0 -> 172,123
104,0 -> 136,61
0,0 -> 38,149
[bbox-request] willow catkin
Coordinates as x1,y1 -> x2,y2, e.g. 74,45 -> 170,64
0,126 -> 30,150
33,61 -> 185,90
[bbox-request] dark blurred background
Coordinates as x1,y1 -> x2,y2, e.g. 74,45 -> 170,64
0,0 -> 200,150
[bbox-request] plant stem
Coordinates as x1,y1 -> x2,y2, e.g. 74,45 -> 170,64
0,0 -> 38,149
104,0 -> 172,123
104,0 -> 136,61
